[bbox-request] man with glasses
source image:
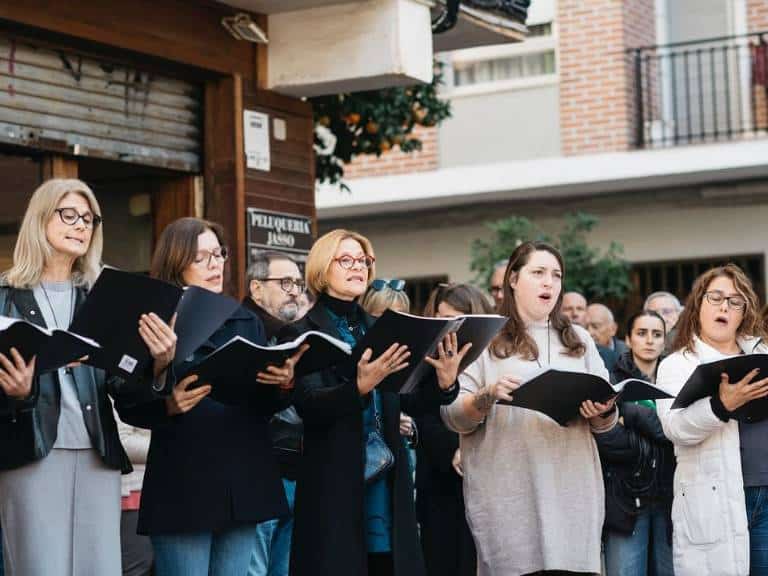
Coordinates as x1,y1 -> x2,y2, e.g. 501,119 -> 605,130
644,291 -> 683,353
244,251 -> 306,576
245,251 -> 306,339
488,260 -> 507,311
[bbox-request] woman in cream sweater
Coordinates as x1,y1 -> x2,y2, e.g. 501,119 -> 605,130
442,241 -> 614,576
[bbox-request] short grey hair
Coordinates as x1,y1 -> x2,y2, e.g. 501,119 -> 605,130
644,291 -> 682,311
494,259 -> 507,271
247,251 -> 297,283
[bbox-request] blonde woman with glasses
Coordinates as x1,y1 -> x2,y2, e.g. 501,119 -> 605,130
0,178 -> 176,576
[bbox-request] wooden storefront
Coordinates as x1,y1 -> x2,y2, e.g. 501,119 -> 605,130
0,0 -> 315,298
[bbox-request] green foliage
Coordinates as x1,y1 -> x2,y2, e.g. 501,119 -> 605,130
470,212 -> 632,301
311,63 -> 451,187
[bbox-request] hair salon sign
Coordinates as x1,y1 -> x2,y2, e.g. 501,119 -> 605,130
246,208 -> 313,255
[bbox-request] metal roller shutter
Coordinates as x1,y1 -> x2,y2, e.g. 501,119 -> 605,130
0,35 -> 202,172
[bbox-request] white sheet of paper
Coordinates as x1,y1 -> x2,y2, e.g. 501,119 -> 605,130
244,110 -> 270,171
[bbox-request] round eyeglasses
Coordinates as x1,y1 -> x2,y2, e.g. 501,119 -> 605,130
261,277 -> 306,294
333,255 -> 375,270
193,246 -> 229,267
704,291 -> 746,311
55,207 -> 102,229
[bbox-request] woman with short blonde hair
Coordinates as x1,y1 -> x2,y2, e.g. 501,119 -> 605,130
305,229 -> 375,296
284,229 -> 461,576
0,178 -> 175,576
360,279 -> 410,317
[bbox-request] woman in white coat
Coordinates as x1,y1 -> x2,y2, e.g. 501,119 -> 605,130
657,264 -> 768,576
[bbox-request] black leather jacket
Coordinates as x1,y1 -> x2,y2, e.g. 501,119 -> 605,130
595,351 -> 675,535
0,283 -> 131,473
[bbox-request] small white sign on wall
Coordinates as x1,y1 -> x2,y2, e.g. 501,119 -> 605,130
244,109 -> 270,171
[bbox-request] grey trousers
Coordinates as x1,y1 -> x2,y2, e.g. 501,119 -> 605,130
0,449 -> 121,576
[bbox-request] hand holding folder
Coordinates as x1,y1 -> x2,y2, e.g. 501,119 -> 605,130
71,269 -> 238,384
0,315 -> 101,374
353,310 -> 507,395
497,368 -> 672,426
185,331 -> 351,406
671,354 -> 768,422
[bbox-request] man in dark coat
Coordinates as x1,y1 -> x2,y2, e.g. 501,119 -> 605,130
586,303 -> 627,371
243,251 -> 306,576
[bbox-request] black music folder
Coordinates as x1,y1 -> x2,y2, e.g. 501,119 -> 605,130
353,310 -> 507,395
498,368 -> 672,426
185,331 -> 352,405
172,286 -> 242,367
671,354 -> 768,423
0,316 -> 101,373
70,268 -> 183,381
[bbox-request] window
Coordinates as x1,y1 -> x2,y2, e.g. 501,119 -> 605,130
450,22 -> 556,88
453,51 -> 555,86
608,254 -> 766,334
632,254 -> 765,306
403,275 -> 449,315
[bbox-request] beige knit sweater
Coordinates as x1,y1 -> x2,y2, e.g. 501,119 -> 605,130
442,323 -> 610,576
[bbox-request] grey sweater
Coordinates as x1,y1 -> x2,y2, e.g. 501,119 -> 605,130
442,323 -> 609,576
33,281 -> 91,449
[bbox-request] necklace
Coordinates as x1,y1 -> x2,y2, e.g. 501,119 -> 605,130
535,319 -> 552,368
40,282 -> 75,330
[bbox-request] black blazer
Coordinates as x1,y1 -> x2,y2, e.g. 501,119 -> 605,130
595,352 -> 675,535
0,283 -> 131,473
281,299 -> 458,576
414,412 -> 476,576
119,306 -> 288,534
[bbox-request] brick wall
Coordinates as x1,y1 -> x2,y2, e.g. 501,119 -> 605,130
342,125 -> 439,180
749,0 -> 768,32
558,0 -> 655,156
749,0 -> 768,132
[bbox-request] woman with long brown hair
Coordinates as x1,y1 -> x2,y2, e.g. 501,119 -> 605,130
657,264 -> 768,576
441,241 -> 615,576
118,217 -> 302,576
416,283 -> 493,576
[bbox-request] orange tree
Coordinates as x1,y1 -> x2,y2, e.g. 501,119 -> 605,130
311,63 -> 451,187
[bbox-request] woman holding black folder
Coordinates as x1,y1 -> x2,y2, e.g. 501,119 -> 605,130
656,264 -> 768,576
595,310 -> 674,576
117,217 -> 303,576
415,283 -> 491,576
442,241 -> 615,576
282,229 -> 463,576
0,179 -> 178,576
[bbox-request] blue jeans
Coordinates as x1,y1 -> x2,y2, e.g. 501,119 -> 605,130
152,524 -> 261,576
249,479 -> 296,576
746,486 -> 768,576
604,503 -> 673,576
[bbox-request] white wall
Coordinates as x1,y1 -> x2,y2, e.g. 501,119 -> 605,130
439,82 -> 561,166
328,191 -> 768,298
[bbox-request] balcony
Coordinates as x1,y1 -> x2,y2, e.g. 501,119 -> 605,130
632,32 -> 768,149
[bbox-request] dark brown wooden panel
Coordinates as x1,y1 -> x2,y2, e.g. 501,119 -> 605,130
205,75 -> 246,299
0,0 -> 257,78
152,177 -> 197,246
242,88 -> 316,231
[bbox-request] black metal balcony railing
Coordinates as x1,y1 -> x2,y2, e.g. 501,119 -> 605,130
631,32 -> 768,148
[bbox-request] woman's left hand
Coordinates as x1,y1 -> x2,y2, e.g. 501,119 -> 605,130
579,397 -> 617,423
139,313 -> 178,376
423,332 -> 472,390
256,344 -> 310,390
